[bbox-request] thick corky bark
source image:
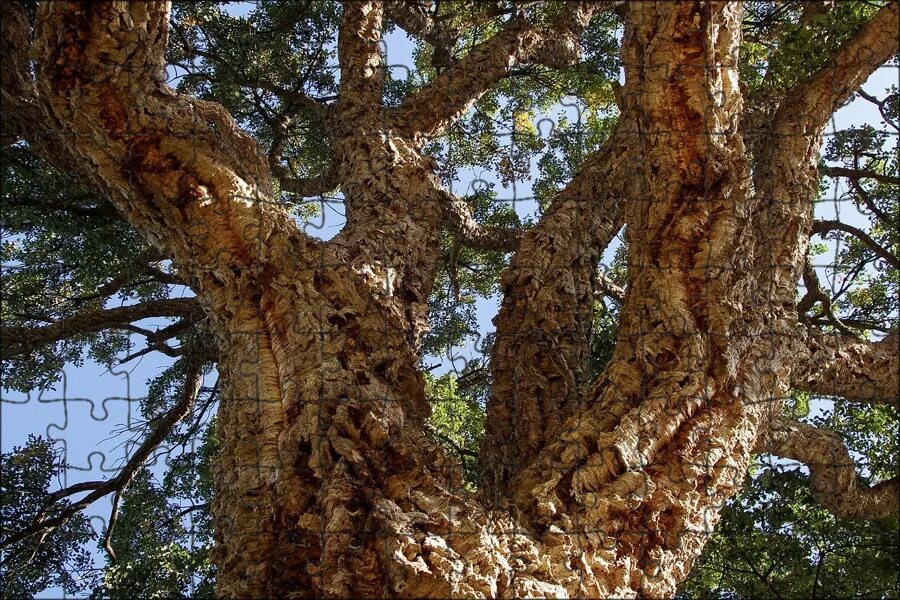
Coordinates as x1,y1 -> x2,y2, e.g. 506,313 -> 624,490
792,332 -> 900,407
11,0 -> 899,598
388,2 -> 612,144
480,130 -> 631,498
757,417 -> 900,520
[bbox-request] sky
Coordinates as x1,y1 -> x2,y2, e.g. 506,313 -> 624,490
1,2 -> 897,597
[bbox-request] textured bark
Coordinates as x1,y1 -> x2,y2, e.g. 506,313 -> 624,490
758,417 -> 900,520
388,1 -> 610,144
792,332 -> 900,406
507,5 -> 769,596
752,0 -> 899,305
480,129 -> 631,498
14,1 -> 900,598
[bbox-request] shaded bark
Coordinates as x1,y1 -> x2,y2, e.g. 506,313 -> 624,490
11,1 -> 899,598
480,128 -> 631,498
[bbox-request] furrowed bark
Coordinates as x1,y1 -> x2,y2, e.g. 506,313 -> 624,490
749,0 -> 899,449
757,417 -> 900,520
30,2 -> 321,595
792,331 -> 900,406
479,127 -> 631,499
505,4 -> 779,596
329,2 -> 457,347
1,2 -> 78,172
21,1 -> 900,598
1,2 -> 41,147
31,0 -> 312,299
274,165 -> 340,198
753,0 -> 899,305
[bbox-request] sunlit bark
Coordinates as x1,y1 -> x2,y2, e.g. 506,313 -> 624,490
8,0 -> 898,598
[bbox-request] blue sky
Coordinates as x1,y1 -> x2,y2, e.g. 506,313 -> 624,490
1,2 -> 897,596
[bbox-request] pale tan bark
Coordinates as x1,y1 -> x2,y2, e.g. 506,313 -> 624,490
753,0 -> 899,307
757,417 -> 900,520
507,5 -> 770,596
15,1 -> 900,598
792,331 -> 900,406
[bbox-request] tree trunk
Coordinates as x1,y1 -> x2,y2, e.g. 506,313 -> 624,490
213,3 -> 771,597
15,0 -> 899,598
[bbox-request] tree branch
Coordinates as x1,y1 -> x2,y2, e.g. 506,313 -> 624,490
85,248 -> 170,302
596,271 -> 625,303
169,18 -> 331,117
480,125 -> 632,495
336,0 -> 386,121
440,190 -> 522,252
1,298 -> 198,357
388,1 -> 615,142
812,219 -> 898,269
753,1 -> 899,306
822,164 -> 900,186
0,2 -> 76,172
384,0 -> 458,67
757,417 -> 900,520
792,330 -> 899,406
0,358 -> 204,557
785,1 -> 899,130
30,2 -> 317,296
797,261 -> 855,336
273,161 -> 341,198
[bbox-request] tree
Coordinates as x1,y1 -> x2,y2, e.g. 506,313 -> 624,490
1,1 -> 898,597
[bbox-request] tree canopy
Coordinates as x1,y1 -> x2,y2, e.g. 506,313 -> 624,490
1,1 -> 897,598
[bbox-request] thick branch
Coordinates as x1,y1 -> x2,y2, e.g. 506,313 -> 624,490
336,0 -> 385,121
597,271 -> 625,303
31,1 -> 316,307
792,331 -> 899,406
271,158 -> 341,198
757,417 -> 900,520
1,298 -> 197,357
480,125 -> 631,496
442,191 -> 522,252
786,2 -> 899,130
388,2 -> 612,142
822,164 -> 900,186
754,1 -> 899,307
384,0 -> 457,64
0,2 -> 76,172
